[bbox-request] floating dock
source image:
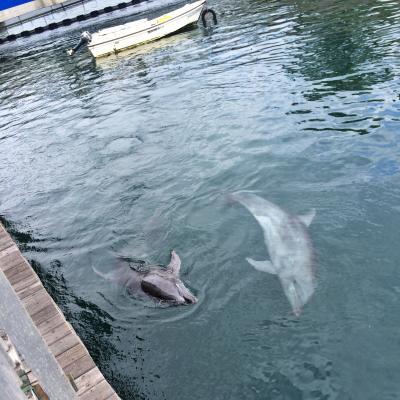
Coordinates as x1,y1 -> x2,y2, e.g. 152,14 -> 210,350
0,223 -> 120,400
0,0 -> 186,44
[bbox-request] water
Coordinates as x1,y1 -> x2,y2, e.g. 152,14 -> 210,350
1,0 -> 400,398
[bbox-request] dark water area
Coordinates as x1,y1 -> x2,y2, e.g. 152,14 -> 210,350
1,0 -> 400,399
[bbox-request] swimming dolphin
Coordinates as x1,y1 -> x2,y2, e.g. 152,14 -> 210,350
230,192 -> 316,316
94,250 -> 197,305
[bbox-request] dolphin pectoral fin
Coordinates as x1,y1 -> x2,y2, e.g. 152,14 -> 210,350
246,258 -> 277,274
298,208 -> 316,227
166,250 -> 181,276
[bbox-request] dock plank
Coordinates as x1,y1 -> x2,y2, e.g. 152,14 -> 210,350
50,332 -> 80,357
0,245 -> 24,270
37,313 -> 67,336
2,260 -> 27,278
21,286 -> 48,305
0,229 -> 7,241
75,367 -> 105,395
80,379 -> 114,400
31,303 -> 60,326
0,230 -> 13,251
7,265 -> 35,285
43,321 -> 73,346
0,240 -> 14,252
22,286 -> 48,304
24,289 -> 53,316
17,280 -> 43,300
63,354 -> 96,380
57,343 -> 88,369
13,273 -> 40,293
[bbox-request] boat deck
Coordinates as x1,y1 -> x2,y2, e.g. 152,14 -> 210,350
0,223 -> 120,400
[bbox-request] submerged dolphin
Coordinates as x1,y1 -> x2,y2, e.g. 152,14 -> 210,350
230,192 -> 316,316
94,250 -> 197,305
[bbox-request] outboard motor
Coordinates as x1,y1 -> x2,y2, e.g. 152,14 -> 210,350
67,31 -> 92,56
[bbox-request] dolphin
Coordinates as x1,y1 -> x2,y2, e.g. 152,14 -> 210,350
94,250 -> 197,305
230,192 -> 316,316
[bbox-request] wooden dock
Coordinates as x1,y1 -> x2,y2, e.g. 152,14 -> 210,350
0,223 -> 121,400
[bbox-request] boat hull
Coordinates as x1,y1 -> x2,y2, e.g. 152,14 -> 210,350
88,0 -> 206,58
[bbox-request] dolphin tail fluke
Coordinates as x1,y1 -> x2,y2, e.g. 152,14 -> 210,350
246,258 -> 277,274
298,209 -> 316,227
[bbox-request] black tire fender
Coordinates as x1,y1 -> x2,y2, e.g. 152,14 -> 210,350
201,8 -> 217,28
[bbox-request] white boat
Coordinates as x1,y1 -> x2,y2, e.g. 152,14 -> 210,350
80,0 -> 208,58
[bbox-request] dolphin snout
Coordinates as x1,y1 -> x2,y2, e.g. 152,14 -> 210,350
184,294 -> 198,304
172,293 -> 197,305
176,281 -> 198,305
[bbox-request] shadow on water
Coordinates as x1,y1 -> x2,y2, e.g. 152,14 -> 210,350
0,215 -> 150,400
0,215 -> 48,253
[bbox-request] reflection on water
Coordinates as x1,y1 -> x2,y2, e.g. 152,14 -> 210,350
1,0 -> 400,399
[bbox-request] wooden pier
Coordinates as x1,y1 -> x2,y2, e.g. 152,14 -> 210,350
0,223 -> 120,400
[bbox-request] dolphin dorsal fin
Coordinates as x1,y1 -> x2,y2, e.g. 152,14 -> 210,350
298,209 -> 316,227
166,250 -> 181,275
